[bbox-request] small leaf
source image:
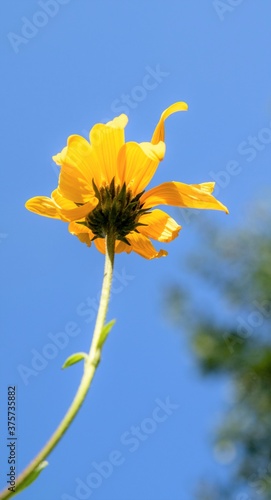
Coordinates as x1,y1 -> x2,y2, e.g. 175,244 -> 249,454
62,352 -> 88,369
15,461 -> 48,495
97,319 -> 116,348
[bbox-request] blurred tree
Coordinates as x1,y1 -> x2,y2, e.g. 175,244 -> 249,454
164,199 -> 271,500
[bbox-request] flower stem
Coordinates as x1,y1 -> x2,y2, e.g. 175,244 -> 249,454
0,235 -> 115,499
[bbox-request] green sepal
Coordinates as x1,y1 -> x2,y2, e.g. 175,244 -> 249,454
92,179 -> 101,201
118,236 -> 131,245
97,319 -> 116,348
14,461 -> 48,495
62,352 -> 88,369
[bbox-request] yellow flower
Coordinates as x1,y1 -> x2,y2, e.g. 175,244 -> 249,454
25,102 -> 228,259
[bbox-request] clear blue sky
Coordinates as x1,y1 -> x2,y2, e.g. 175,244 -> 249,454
1,1 -> 271,499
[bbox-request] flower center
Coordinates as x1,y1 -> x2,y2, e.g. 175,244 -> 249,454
84,179 -> 149,244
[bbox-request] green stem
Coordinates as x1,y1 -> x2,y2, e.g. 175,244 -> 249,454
0,234 -> 115,500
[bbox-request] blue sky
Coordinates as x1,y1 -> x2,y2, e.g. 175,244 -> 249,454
1,1 -> 271,499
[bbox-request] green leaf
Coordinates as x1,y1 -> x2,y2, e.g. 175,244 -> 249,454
15,461 -> 48,495
62,352 -> 88,369
97,319 -> 116,348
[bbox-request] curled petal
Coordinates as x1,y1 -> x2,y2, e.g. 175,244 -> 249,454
25,196 -> 64,220
126,232 -> 168,259
151,102 -> 188,145
25,191 -> 97,223
68,222 -> 95,247
141,181 -> 229,213
52,146 -> 67,166
138,209 -> 181,242
52,190 -> 97,220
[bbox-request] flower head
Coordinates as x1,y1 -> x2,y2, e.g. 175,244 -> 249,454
25,102 -> 228,259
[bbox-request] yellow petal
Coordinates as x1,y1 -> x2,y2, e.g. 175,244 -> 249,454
115,240 -> 132,254
126,232 -> 168,259
65,135 -> 100,183
93,238 -> 132,255
151,102 -> 188,144
25,196 -> 64,220
68,222 -> 95,247
93,234 -> 168,258
191,182 -> 219,194
138,209 -> 181,242
52,146 -> 67,166
51,190 -> 97,221
141,181 -> 229,213
89,114 -> 128,184
117,141 -> 165,194
94,238 -> 105,254
55,135 -> 99,203
51,189 -> 77,209
25,190 -> 97,223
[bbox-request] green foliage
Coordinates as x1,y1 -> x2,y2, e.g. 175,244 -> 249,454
97,319 -> 116,348
62,352 -> 88,369
165,200 -> 271,499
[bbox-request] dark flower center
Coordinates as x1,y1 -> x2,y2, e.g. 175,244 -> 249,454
83,179 -> 149,245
